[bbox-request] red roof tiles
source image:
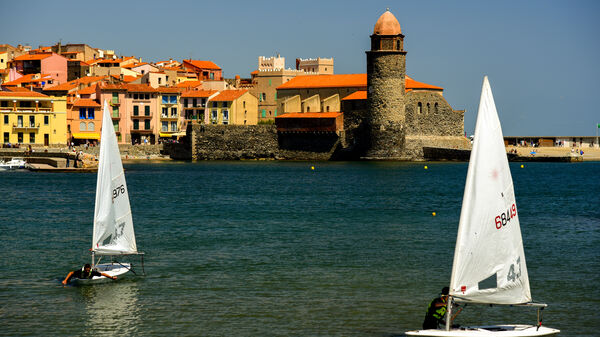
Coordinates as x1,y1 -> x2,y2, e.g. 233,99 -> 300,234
181,90 -> 218,98
73,99 -> 101,107
183,59 -> 221,70
211,90 -> 248,101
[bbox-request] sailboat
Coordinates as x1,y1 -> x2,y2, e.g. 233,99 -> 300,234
83,100 -> 144,282
406,77 -> 559,336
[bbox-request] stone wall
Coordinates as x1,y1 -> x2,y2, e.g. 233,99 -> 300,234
403,135 -> 471,160
191,124 -> 279,160
405,91 -> 464,137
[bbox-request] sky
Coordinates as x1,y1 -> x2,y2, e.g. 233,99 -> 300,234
1,0 -> 599,136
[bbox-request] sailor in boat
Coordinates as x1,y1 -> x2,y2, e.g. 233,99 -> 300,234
62,263 -> 117,285
422,287 -> 461,329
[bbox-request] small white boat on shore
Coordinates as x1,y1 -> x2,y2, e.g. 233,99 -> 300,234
0,157 -> 27,170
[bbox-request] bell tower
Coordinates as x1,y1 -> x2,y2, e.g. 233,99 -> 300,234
364,9 -> 407,158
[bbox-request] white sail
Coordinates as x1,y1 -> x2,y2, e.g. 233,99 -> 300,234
449,77 -> 531,304
92,101 -> 137,255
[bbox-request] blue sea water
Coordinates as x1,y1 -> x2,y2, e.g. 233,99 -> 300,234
0,161 -> 598,336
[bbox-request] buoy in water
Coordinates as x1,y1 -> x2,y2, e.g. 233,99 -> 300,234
520,164 -> 524,168
311,166 -> 315,170
424,166 -> 428,170
432,212 -> 436,216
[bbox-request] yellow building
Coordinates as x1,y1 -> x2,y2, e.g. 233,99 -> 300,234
208,90 -> 258,125
0,90 -> 67,146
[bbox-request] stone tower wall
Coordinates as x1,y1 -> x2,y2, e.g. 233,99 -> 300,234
366,51 -> 406,126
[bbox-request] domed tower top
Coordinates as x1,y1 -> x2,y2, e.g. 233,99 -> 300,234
373,9 -> 401,35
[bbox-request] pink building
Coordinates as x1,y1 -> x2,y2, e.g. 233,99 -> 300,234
10,52 -> 68,88
96,83 -> 160,144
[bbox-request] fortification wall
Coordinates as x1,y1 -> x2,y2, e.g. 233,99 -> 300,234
403,135 -> 471,160
405,91 -> 464,137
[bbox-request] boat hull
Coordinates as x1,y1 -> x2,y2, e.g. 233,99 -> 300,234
405,325 -> 560,336
70,263 -> 131,284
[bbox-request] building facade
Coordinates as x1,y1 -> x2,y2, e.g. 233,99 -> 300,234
0,90 -> 67,146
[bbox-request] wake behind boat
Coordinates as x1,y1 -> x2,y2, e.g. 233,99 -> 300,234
406,77 -> 559,336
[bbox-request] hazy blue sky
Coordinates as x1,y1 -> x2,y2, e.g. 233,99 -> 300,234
2,0 -> 599,136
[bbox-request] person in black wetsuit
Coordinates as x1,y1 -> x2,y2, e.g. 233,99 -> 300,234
422,286 -> 449,329
62,264 -> 117,285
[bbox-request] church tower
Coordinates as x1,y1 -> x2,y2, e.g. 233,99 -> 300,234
365,9 -> 407,158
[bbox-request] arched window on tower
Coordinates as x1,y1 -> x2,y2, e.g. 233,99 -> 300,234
417,102 -> 422,114
435,103 -> 439,114
396,40 -> 400,50
427,103 -> 431,114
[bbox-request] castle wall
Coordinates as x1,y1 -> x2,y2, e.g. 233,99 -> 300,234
405,91 -> 464,137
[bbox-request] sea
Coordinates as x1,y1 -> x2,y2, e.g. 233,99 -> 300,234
0,161 -> 598,336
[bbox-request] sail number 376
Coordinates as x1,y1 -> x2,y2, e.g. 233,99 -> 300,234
112,184 -> 126,201
495,203 -> 516,229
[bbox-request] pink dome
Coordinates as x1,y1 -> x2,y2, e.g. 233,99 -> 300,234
373,10 -> 401,35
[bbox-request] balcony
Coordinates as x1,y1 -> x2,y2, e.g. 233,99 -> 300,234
111,98 -> 120,105
13,123 -> 40,131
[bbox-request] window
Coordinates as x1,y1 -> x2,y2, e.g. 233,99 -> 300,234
145,106 -> 150,116
427,103 -> 430,114
184,98 -> 189,106
435,103 -> 439,114
134,93 -> 139,100
113,106 -> 119,118
417,102 -> 422,114
171,121 -> 177,131
171,107 -> 177,116
261,109 -> 266,118
144,119 -> 150,130
212,102 -> 217,108
191,98 -> 196,107
17,116 -> 23,127
145,94 -> 149,99
88,122 -> 95,131
80,122 -> 86,131
162,95 -> 168,104
3,115 -> 8,125
326,106 -> 330,112
1,101 -> 7,107
80,108 -> 86,119
162,107 -> 168,118
29,115 -> 35,127
275,92 -> 277,100
162,121 -> 168,132
211,110 -> 218,124
223,110 -> 229,125
17,132 -> 23,143
133,106 -> 139,116
268,79 -> 272,86
170,96 -> 176,104
44,115 -> 49,125
113,120 -> 119,132
133,119 -> 139,130
4,132 -> 9,143
158,78 -> 162,85
29,132 -> 35,144
243,101 -> 246,108
274,109 -> 277,117
222,102 -> 228,108
87,108 -> 95,119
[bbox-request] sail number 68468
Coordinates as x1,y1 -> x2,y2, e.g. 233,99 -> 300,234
495,203 -> 516,229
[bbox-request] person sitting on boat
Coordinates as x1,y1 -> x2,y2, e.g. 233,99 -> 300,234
62,264 -> 117,284
422,286 -> 450,329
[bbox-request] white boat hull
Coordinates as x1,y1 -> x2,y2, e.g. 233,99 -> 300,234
406,325 -> 560,336
71,262 -> 131,284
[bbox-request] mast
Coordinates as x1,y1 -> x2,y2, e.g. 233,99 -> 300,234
445,296 -> 452,331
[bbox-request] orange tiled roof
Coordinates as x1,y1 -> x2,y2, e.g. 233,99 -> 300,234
44,76 -> 106,91
0,90 -> 48,98
277,112 -> 342,118
13,52 -> 54,61
110,74 -> 138,83
4,86 -> 33,92
98,83 -> 127,91
123,83 -> 158,93
175,80 -> 203,88
3,73 -> 52,86
73,98 -> 101,107
78,84 -> 97,95
277,74 -> 367,90
277,73 -> 443,91
44,82 -> 77,91
181,89 -> 218,98
211,89 -> 248,101
184,59 -> 221,70
406,75 -> 443,91
157,87 -> 184,94
342,91 -> 367,100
